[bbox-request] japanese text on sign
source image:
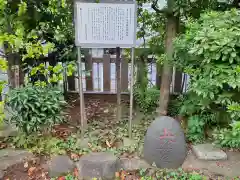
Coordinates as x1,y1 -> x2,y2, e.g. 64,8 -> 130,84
75,2 -> 137,48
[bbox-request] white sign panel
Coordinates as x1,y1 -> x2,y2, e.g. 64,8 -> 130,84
75,2 -> 137,48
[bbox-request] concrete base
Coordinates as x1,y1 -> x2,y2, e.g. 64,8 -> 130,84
192,144 -> 227,160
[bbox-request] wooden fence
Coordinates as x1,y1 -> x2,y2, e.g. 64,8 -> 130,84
0,54 -> 190,100
66,54 -> 190,94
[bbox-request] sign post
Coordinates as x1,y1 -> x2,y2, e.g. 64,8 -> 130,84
74,0 -> 137,138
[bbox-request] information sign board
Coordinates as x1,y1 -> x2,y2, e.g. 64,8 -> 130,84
74,1 -> 137,48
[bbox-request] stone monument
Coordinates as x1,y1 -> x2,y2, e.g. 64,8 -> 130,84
143,116 -> 187,168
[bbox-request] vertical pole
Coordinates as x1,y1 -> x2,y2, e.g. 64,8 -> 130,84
77,47 -> 85,138
116,47 -> 121,122
129,47 -> 135,138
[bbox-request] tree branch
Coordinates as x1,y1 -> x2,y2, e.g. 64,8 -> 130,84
151,0 -> 166,14
151,0 -> 174,16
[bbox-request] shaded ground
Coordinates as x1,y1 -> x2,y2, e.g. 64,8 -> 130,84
3,157 -> 48,180
3,149 -> 240,180
2,98 -> 240,179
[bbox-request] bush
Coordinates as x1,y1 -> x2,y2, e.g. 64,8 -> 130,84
213,121 -> 240,148
133,85 -> 160,114
186,115 -> 206,143
186,113 -> 216,143
168,94 -> 187,117
6,85 -> 67,134
138,168 -> 207,180
174,9 -> 240,123
11,133 -> 66,155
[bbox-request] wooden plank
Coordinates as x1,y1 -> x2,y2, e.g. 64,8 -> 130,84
103,54 -> 111,91
85,54 -> 93,91
174,70 -> 183,93
67,74 -> 76,91
156,64 -> 162,89
121,56 -> 129,92
92,58 -> 103,63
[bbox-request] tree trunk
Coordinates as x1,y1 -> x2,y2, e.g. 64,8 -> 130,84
158,15 -> 177,115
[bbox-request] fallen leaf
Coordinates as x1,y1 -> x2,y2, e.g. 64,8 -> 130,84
88,143 -> 92,148
73,168 -> 79,177
24,162 -> 28,168
106,140 -> 111,148
58,176 -> 65,180
115,172 -> 120,177
28,167 -> 36,176
121,171 -> 126,180
70,153 -> 79,160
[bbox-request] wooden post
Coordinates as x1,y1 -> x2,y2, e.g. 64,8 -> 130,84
174,70 -> 183,93
116,47 -> 121,122
67,75 -> 76,91
103,54 -> 111,92
121,56 -> 129,92
156,64 -> 162,89
85,54 -> 93,91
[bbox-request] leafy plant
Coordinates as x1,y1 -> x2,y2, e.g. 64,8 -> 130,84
138,168 -> 207,180
186,113 -> 216,143
6,85 -> 67,134
174,9 -> 240,126
11,133 -> 65,155
168,94 -> 187,117
133,84 -> 160,114
213,121 -> 240,148
186,115 -> 205,143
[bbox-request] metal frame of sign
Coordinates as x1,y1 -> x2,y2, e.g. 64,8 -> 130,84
74,0 -> 136,139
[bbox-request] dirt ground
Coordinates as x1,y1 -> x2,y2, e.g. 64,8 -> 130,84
2,97 -> 240,179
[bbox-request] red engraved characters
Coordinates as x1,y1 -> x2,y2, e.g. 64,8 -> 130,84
159,128 -> 176,144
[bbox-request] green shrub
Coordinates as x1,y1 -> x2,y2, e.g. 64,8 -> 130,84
174,9 -> 240,124
6,85 -> 67,134
133,85 -> 160,114
11,133 -> 65,155
186,113 -> 216,143
138,168 -> 207,180
186,115 -> 205,143
213,121 -> 240,148
168,94 -> 187,117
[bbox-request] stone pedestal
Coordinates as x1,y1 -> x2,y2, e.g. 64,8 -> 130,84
76,152 -> 118,180
192,143 -> 227,160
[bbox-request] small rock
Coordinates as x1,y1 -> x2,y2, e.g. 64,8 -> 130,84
76,138 -> 89,148
0,149 -> 34,171
117,158 -> 150,171
46,155 -> 75,177
0,122 -> 18,138
192,143 -> 227,160
0,170 -> 4,179
123,138 -> 137,147
77,152 -> 118,180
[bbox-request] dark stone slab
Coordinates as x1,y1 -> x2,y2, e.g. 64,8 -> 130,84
117,157 -> 150,171
0,170 -> 4,179
45,155 -> 75,177
0,149 -> 34,171
76,152 -> 118,180
143,116 -> 187,168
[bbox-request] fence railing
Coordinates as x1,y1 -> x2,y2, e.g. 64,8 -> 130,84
0,54 -> 190,100
66,54 -> 190,94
